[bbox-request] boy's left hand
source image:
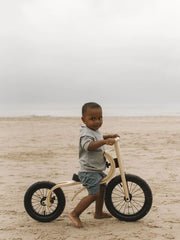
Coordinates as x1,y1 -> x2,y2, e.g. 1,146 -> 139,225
111,134 -> 120,138
105,138 -> 116,145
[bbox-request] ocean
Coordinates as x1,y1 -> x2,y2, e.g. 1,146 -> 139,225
0,103 -> 179,117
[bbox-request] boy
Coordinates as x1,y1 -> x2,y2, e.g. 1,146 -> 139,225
69,102 -> 119,228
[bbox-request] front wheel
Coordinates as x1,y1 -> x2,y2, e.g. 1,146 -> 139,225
24,181 -> 66,222
105,174 -> 152,221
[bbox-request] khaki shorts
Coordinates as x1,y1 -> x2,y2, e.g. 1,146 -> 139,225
78,171 -> 106,195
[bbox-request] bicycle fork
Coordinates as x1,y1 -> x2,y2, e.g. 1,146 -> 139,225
114,138 -> 130,202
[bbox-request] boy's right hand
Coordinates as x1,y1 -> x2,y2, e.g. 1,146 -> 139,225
105,138 -> 116,145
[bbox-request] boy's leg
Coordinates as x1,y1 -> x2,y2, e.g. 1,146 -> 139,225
69,193 -> 98,228
94,184 -> 112,219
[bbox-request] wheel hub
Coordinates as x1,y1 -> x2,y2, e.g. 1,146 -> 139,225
40,196 -> 55,206
124,193 -> 132,202
40,197 -> 46,206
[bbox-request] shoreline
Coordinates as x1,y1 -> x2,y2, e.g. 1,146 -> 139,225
0,115 -> 180,119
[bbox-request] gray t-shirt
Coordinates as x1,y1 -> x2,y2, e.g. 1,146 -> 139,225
79,126 -> 106,172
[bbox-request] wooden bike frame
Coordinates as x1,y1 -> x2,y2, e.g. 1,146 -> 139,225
46,137 -> 130,207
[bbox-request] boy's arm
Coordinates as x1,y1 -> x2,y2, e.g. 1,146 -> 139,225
88,140 -> 106,151
88,137 -> 118,151
103,134 -> 120,139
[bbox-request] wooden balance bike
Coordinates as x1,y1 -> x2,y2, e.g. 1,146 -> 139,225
24,137 -> 153,222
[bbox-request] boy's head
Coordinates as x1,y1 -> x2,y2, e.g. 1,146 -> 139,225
81,102 -> 103,131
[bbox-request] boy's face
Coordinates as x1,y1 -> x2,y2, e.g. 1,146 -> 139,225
82,107 -> 103,131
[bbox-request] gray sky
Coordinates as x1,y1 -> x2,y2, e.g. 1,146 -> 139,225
0,0 -> 180,115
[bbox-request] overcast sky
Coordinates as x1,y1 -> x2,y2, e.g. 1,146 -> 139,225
0,0 -> 180,115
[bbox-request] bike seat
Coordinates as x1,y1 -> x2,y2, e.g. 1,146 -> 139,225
72,174 -> 81,182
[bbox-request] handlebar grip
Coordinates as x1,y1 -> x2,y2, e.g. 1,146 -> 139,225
115,137 -> 120,142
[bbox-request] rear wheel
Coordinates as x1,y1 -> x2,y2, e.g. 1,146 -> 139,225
24,181 -> 66,222
105,174 -> 152,221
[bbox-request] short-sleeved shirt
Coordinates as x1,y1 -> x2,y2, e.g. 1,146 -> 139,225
79,126 -> 106,172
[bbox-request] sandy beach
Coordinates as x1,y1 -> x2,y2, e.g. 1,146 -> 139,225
0,116 -> 180,240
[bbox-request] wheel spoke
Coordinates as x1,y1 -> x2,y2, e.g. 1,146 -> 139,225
117,183 -> 124,194
110,179 -> 147,215
39,189 -> 44,198
129,182 -> 138,194
33,191 -> 42,199
105,175 -> 152,221
131,187 -> 143,195
129,201 -> 139,213
24,182 -> 66,222
31,189 -> 58,216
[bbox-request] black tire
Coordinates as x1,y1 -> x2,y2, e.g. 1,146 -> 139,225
24,181 -> 66,222
105,174 -> 152,221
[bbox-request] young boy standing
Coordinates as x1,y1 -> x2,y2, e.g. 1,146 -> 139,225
69,102 -> 119,228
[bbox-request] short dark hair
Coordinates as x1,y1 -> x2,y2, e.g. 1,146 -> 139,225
82,102 -> 102,116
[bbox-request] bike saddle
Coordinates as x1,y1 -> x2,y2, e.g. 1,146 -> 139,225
72,174 -> 81,182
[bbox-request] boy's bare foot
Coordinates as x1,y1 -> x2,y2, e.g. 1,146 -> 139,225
68,213 -> 84,228
94,212 -> 112,219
